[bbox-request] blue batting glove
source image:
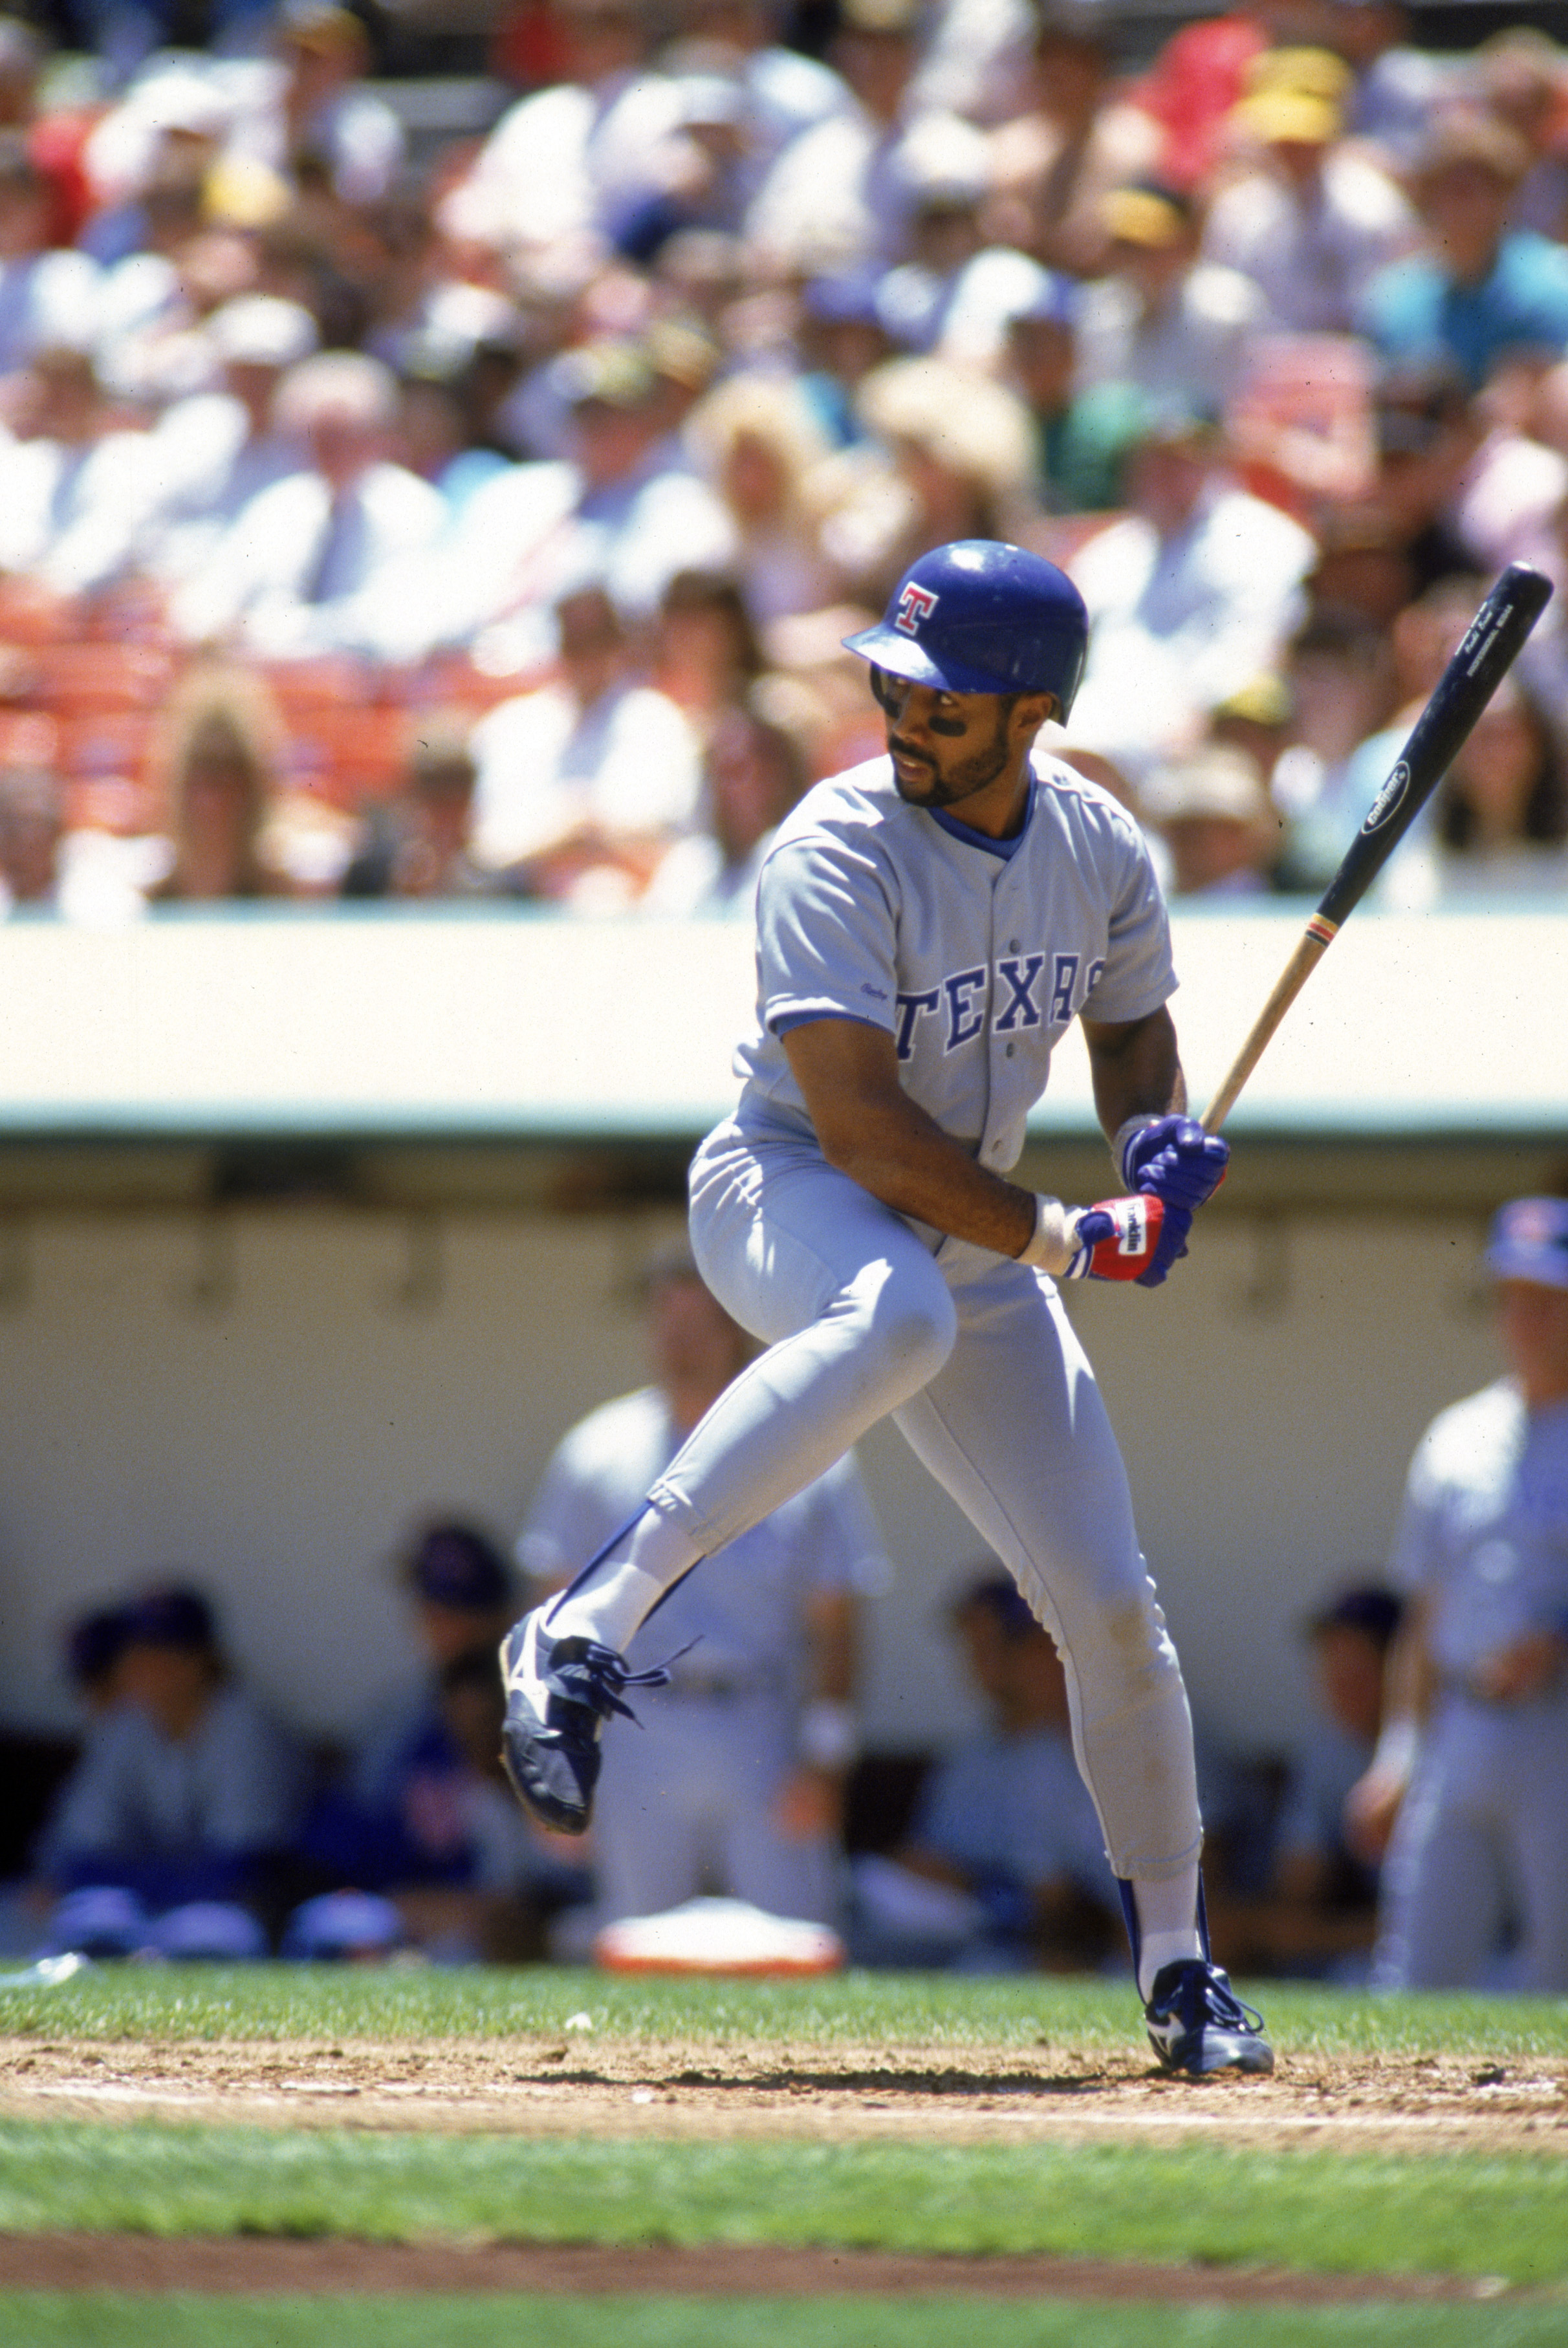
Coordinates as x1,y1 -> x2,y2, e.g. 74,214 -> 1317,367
1122,1115 -> 1230,1212
1135,1200 -> 1192,1288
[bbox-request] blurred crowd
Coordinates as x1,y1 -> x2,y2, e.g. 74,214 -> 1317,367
0,0 -> 1563,912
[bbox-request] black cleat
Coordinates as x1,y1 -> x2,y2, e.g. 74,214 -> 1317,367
499,1609 -> 673,1836
1143,1959 -> 1274,2077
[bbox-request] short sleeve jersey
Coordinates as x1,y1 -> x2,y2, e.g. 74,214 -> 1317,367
733,750 -> 1176,1174
519,1384 -> 887,1683
1389,1378 -> 1568,1679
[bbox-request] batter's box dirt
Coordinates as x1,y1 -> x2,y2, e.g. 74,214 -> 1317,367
3,2036 -> 1566,2152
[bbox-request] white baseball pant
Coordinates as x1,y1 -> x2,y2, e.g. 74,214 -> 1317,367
1373,1693 -> 1568,1991
644,1118 -> 1202,1885
594,1690 -> 838,1926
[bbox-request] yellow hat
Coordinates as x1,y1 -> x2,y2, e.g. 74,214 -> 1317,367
1232,88 -> 1342,146
1245,47 -> 1354,102
1101,186 -> 1186,248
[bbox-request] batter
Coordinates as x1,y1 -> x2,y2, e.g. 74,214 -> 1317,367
501,538 -> 1271,2075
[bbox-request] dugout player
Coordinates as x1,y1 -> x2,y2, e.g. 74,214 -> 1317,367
1347,1198 -> 1568,1991
501,538 -> 1272,2075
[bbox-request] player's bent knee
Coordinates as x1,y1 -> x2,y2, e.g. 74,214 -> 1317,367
860,1265 -> 958,1387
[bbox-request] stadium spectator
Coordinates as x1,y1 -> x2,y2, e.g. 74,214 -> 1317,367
169,349 -> 445,653
0,762 -> 63,910
985,2 -> 1160,277
1381,675 -> 1568,904
1068,402 -> 1316,781
467,578 -> 701,904
1139,743 -> 1283,898
145,666 -> 290,902
1361,112 -> 1568,391
0,347 -> 149,599
235,6 -> 406,212
745,0 -> 971,275
852,1572 -> 1120,1972
644,699 -> 807,913
442,0 -> 682,263
999,272 -> 1144,514
827,354 -> 1040,608
1075,182 -> 1263,411
647,565 -> 765,739
685,369 -> 839,622
1203,59 -> 1415,336
0,133 -> 97,383
518,1245 -> 884,1928
342,720 -> 494,899
34,1585 -> 308,1931
136,294 -> 318,584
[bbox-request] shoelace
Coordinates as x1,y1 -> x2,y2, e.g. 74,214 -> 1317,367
1181,1965 -> 1267,2038
547,1637 -> 699,1731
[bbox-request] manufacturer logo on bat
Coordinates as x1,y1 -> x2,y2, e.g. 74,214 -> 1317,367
895,583 -> 939,635
1362,761 -> 1410,834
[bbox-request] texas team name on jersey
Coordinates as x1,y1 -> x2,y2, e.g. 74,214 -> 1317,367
733,752 -> 1178,1177
890,950 -> 1107,1060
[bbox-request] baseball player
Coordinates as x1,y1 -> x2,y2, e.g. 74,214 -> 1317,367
519,1249 -> 884,1927
1347,1197 -> 1568,1990
501,538 -> 1271,2075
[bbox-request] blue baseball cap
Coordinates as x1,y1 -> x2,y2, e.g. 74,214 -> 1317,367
406,1521 -> 513,1611
1485,1197 -> 1568,1290
121,1586 -> 218,1653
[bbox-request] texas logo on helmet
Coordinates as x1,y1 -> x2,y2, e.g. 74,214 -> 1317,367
895,582 -> 939,636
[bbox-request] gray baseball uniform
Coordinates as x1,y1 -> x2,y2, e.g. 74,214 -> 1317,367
521,1384 -> 884,1924
1375,1378 -> 1568,1990
639,748 -> 1203,1890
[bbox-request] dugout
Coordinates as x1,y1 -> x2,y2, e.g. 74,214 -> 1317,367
0,900 -> 1561,1787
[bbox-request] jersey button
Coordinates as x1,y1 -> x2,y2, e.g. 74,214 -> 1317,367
1004,1041 -> 1016,1058
1007,938 -> 1021,953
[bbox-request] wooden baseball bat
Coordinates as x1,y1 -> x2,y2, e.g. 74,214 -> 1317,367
1201,562 -> 1554,1136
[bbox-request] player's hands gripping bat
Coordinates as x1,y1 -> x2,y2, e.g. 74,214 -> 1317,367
1201,562 -> 1554,1136
1022,1191 -> 1168,1281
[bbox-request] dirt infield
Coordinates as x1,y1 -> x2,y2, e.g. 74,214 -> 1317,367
3,2032 -> 1566,2154
0,2233 -> 1534,2304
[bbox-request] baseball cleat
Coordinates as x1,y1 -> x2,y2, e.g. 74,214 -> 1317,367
499,1609 -> 673,1835
1142,1959 -> 1274,2077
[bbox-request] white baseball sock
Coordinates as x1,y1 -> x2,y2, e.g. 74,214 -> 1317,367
1131,1866 -> 1203,2001
540,1504 -> 702,1655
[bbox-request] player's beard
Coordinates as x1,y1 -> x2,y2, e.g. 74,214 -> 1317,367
888,701 -> 1014,809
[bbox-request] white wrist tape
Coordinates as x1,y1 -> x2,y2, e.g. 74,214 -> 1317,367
798,1698 -> 858,1772
1112,1113 -> 1163,1189
1017,1193 -> 1083,1274
1371,1717 -> 1420,1783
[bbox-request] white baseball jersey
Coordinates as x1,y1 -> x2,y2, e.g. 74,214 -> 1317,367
732,749 -> 1177,1175
1375,1379 -> 1568,1992
1389,1379 -> 1568,1680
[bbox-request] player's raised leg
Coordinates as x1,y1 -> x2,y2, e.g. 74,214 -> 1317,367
501,1140 -> 957,1832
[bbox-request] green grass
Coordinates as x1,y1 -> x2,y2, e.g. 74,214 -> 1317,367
2,1964 -> 1567,2060
0,2124 -> 1565,2287
1,2300 -> 1566,2348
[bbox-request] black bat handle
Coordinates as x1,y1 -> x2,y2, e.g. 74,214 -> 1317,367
1316,562 -> 1554,931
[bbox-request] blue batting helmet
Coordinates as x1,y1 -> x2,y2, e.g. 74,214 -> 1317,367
843,539 -> 1088,717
